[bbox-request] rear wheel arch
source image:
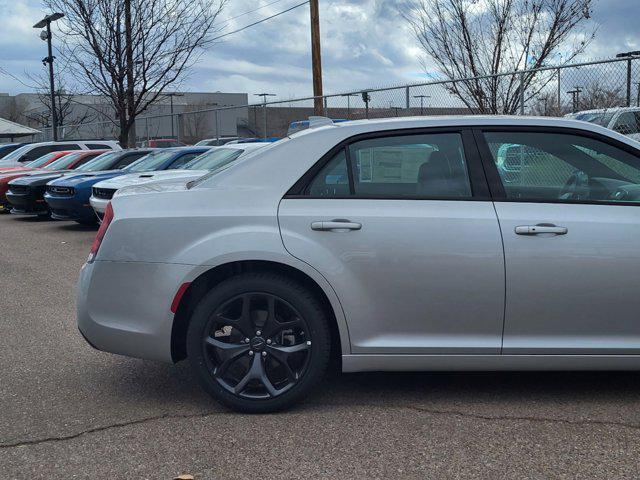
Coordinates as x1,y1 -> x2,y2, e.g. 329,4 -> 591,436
171,260 -> 344,366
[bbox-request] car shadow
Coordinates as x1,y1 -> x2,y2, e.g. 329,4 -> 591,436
97,358 -> 640,416
57,222 -> 99,232
9,215 -> 50,223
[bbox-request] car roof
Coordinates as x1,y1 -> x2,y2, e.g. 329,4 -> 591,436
287,115 -> 632,139
222,143 -> 268,150
572,107 -> 640,115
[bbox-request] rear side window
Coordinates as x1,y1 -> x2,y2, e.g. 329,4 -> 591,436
304,133 -> 472,198
168,153 -> 200,169
86,143 -> 111,150
306,150 -> 350,197
113,152 -> 148,169
75,152 -> 102,166
484,131 -> 640,203
613,113 -> 640,135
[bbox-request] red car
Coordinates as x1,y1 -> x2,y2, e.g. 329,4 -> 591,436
0,150 -> 101,213
0,150 -> 79,175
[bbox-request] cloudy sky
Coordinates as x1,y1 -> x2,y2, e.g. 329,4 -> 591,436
0,0 -> 638,100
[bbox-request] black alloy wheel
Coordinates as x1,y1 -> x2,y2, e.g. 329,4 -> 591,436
187,272 -> 331,412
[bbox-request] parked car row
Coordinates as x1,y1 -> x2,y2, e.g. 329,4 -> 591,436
0,142 -> 268,224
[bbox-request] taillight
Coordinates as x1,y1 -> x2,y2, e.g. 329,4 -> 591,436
88,202 -> 113,263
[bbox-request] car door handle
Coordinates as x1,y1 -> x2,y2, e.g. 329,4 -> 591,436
311,220 -> 362,231
515,224 -> 568,235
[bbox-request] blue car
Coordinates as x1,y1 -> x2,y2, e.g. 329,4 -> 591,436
44,146 -> 211,224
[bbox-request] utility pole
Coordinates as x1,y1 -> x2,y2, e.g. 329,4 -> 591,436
567,87 -> 582,112
124,0 -> 136,147
34,13 -> 64,141
309,0 -> 323,116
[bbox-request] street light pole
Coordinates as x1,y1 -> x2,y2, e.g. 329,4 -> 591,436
413,95 -> 431,115
255,93 -> 276,139
616,51 -> 640,107
340,93 -> 358,119
34,12 -> 64,141
164,92 -> 183,138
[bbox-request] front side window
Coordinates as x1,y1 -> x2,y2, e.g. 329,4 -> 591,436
484,131 -> 640,204
304,133 -> 472,198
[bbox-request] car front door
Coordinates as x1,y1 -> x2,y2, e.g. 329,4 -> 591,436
278,129 -> 505,354
477,128 -> 640,354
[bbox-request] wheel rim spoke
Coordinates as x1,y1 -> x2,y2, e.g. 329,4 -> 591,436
205,336 -> 249,377
233,354 -> 278,397
215,294 -> 254,337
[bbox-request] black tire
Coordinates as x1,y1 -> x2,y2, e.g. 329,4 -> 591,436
186,272 -> 331,413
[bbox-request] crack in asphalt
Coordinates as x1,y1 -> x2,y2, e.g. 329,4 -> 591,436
405,405 -> 640,431
2,404 -> 640,450
0,410 -> 223,450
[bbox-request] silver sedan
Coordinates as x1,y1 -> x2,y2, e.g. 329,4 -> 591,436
77,116 -> 640,412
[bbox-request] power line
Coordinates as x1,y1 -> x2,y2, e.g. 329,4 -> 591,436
212,0 -> 310,42
221,0 -> 289,24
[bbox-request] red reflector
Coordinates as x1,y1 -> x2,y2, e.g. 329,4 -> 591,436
171,282 -> 191,314
89,202 -> 113,262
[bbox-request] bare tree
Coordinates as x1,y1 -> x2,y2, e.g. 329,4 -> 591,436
24,78 -> 97,132
407,0 -> 596,114
181,102 -> 213,143
579,79 -> 625,110
44,0 -> 227,146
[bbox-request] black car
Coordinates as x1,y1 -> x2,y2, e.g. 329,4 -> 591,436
6,149 -> 151,219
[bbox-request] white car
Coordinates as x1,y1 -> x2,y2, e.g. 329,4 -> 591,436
569,107 -> 640,141
78,116 -> 640,412
0,140 -> 121,168
89,143 -> 267,218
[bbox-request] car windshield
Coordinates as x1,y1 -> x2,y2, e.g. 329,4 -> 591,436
26,152 -> 65,168
0,144 -> 33,164
574,112 -> 615,127
124,150 -> 179,172
43,152 -> 86,170
183,148 -> 243,171
74,151 -> 120,171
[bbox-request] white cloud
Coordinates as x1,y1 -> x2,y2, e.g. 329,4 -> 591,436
0,0 -> 637,102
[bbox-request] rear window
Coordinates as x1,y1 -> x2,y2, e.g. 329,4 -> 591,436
27,152 -> 65,168
86,143 -> 112,150
75,151 -> 121,171
184,148 -> 243,171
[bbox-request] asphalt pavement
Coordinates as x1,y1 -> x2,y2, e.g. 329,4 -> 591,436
2,213 -> 640,479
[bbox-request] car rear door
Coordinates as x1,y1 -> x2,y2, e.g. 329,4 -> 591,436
476,127 -> 640,354
278,128 -> 505,354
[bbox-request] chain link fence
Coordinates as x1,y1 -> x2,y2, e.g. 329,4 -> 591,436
36,55 -> 640,143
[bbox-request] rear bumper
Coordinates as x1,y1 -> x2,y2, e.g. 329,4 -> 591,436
44,193 -> 95,221
77,260 -> 197,363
